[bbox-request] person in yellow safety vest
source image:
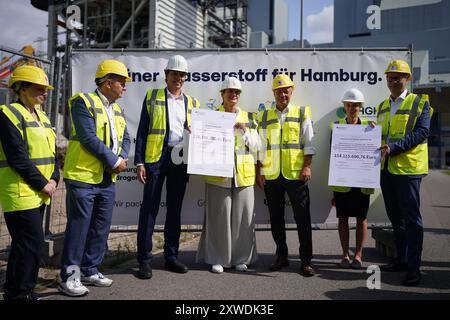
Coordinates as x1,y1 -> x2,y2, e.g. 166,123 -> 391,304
59,59 -> 131,297
329,88 -> 375,270
0,65 -> 59,300
196,76 -> 260,274
134,55 -> 200,279
377,59 -> 432,286
256,74 -> 315,277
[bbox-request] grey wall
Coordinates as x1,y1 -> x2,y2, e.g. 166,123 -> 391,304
247,0 -> 288,45
333,0 -> 450,74
273,0 -> 288,44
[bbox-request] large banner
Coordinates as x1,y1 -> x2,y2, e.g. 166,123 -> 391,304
71,49 -> 410,227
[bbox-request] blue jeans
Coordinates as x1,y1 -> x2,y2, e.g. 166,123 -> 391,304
60,181 -> 115,281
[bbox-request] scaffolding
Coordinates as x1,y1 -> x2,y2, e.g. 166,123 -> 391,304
38,0 -> 249,52
200,0 -> 249,48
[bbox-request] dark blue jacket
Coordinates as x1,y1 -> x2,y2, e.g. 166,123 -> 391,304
65,90 -> 130,185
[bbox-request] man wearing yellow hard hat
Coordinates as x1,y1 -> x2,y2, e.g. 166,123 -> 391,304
59,59 -> 131,296
256,74 -> 315,277
377,59 -> 432,286
0,65 -> 59,300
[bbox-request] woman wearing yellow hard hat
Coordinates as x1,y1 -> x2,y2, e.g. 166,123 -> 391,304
196,76 -> 259,274
0,65 -> 59,300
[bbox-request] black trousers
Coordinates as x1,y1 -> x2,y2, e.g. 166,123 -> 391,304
3,205 -> 45,299
264,176 -> 313,263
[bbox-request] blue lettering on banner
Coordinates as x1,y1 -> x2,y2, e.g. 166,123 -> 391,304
186,69 -> 269,82
300,68 -> 382,85
127,68 -> 382,85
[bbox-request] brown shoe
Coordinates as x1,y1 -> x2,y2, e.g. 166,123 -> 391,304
300,264 -> 315,277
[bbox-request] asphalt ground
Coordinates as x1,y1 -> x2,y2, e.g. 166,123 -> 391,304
34,170 -> 450,303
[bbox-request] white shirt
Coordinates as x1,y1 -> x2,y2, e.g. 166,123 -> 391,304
97,89 -> 121,169
389,89 -> 408,118
167,90 -> 186,147
275,104 -> 315,156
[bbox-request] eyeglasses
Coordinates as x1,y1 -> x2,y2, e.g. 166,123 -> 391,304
225,89 -> 241,95
346,104 -> 361,109
386,76 -> 406,83
109,79 -> 126,88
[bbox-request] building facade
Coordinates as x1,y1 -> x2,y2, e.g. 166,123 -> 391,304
334,0 -> 450,168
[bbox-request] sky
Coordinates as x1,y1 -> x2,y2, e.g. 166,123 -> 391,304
285,0 -> 334,44
0,0 -> 49,53
0,0 -> 335,53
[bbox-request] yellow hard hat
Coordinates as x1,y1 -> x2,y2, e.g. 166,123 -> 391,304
95,59 -> 132,82
272,74 -> 294,90
384,59 -> 411,79
8,65 -> 54,89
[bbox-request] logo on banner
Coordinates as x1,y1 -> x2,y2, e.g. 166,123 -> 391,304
337,106 -> 377,119
206,98 -> 217,110
336,107 -> 346,119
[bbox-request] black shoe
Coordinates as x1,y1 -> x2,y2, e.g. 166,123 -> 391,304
380,261 -> 408,272
165,259 -> 188,273
403,270 -> 422,286
300,263 -> 315,277
137,264 -> 153,279
269,257 -> 289,271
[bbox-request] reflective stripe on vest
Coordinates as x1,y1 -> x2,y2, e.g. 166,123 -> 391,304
329,118 -> 374,194
377,93 -> 430,175
0,103 -> 56,212
258,105 -> 310,180
144,88 -> 199,163
64,92 -> 127,184
204,106 -> 257,187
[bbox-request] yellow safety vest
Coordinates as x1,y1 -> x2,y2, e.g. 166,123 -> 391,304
64,92 -> 127,184
144,88 -> 199,163
203,106 -> 257,187
0,103 -> 56,212
377,93 -> 431,175
329,118 -> 374,195
257,105 -> 311,180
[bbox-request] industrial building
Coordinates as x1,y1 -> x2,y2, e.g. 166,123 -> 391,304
29,0 -> 288,54
333,0 -> 450,168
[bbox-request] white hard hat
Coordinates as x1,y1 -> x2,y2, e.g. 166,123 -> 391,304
220,76 -> 242,92
165,55 -> 188,73
342,88 -> 365,104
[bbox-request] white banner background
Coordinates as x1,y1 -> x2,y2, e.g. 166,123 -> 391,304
71,49 -> 409,227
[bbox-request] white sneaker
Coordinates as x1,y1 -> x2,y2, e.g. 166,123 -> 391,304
211,264 -> 224,273
81,272 -> 114,287
58,278 -> 89,297
235,264 -> 248,272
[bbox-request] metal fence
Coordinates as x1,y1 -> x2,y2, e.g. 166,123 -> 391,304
0,46 -> 61,287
